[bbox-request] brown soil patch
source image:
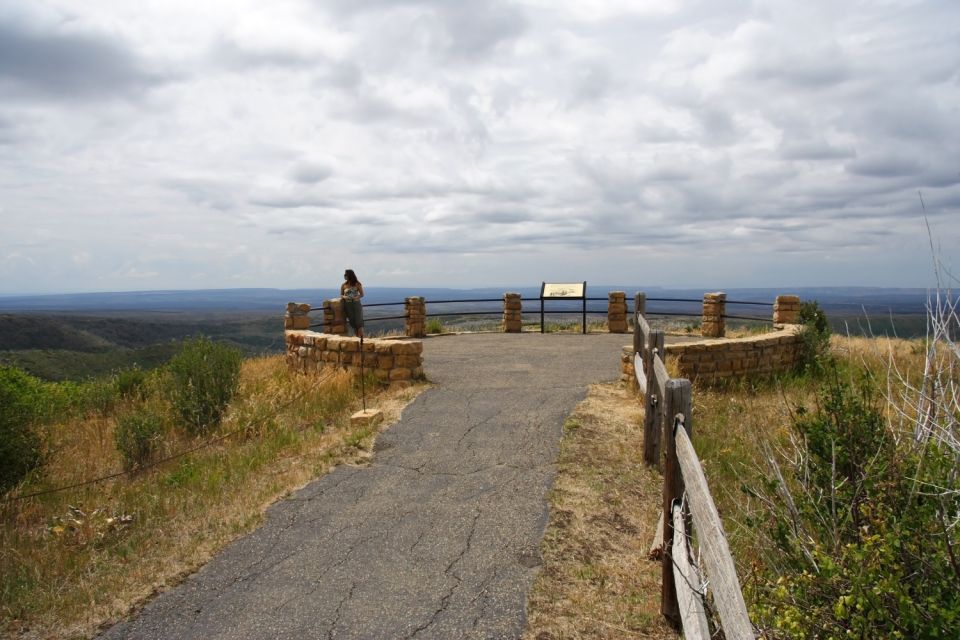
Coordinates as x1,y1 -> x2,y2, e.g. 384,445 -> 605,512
524,382 -> 678,639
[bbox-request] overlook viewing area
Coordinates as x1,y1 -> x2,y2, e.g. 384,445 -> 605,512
102,289 -> 803,639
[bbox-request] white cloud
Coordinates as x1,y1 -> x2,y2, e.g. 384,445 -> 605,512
0,0 -> 957,294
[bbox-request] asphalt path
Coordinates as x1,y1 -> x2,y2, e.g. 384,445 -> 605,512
100,333 -> 631,640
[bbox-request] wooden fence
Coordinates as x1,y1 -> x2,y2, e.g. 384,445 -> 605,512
633,293 -> 756,639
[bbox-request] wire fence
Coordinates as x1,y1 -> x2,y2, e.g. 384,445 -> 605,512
2,368 -> 344,504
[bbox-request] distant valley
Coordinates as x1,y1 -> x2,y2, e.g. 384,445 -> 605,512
0,286 -> 933,380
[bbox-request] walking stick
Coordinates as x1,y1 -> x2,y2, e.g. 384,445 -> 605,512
360,335 -> 366,411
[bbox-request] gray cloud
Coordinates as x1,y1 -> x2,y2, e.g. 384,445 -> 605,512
779,140 -> 855,161
288,160 -> 334,184
846,157 -> 924,179
0,19 -> 167,100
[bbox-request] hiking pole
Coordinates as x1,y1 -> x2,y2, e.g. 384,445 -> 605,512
360,335 -> 366,411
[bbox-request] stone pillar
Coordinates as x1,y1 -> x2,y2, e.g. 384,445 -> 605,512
774,295 -> 801,325
607,291 -> 628,333
701,292 -> 726,338
322,299 -> 347,335
285,302 -> 312,330
502,293 -> 522,333
405,297 -> 426,338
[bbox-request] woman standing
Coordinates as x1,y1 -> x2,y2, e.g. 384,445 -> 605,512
340,269 -> 365,338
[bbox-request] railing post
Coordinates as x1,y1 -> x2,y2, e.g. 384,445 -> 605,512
606,291 -> 627,333
701,292 -> 726,338
773,294 -> 801,325
285,302 -> 311,330
323,299 -> 347,335
643,329 -> 665,466
503,292 -> 522,333
661,378 -> 692,628
405,297 -> 426,338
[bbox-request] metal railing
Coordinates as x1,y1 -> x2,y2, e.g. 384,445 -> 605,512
300,293 -> 779,333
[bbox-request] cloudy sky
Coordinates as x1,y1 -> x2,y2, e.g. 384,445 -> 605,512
1,0 -> 958,294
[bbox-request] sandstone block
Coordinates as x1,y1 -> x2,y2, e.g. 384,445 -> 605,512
391,342 -> 423,355
351,408 -> 383,428
396,354 -> 421,367
389,367 -> 413,381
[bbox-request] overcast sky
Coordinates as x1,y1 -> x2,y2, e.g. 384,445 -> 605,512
1,0 -> 958,294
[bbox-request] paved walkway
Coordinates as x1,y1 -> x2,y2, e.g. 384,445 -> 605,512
101,333 -> 631,640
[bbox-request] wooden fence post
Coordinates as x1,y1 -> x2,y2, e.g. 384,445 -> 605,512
661,378 -> 692,628
633,292 -> 646,356
643,329 -> 665,466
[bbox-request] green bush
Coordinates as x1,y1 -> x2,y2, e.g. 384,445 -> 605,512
115,409 -> 164,470
425,317 -> 444,334
114,366 -> 148,400
0,366 -> 44,493
796,299 -> 831,373
747,368 -> 960,638
166,337 -> 242,435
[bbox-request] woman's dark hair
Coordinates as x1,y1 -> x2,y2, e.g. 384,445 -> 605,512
344,269 -> 359,285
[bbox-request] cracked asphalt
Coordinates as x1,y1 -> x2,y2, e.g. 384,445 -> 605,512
100,332 -> 630,640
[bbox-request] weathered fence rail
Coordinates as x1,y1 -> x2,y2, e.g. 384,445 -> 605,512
633,292 -> 756,638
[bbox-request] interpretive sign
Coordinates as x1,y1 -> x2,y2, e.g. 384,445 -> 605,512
541,282 -> 585,299
539,281 -> 588,334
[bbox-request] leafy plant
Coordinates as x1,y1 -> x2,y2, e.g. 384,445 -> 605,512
796,299 -> 831,373
425,317 -> 444,334
166,336 -> 242,435
746,366 -> 960,638
0,366 -> 44,493
114,366 -> 148,400
114,408 -> 165,470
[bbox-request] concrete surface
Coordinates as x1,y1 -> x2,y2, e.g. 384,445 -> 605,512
99,333 -> 630,640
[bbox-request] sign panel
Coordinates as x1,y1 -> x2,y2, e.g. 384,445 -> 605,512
541,282 -> 585,299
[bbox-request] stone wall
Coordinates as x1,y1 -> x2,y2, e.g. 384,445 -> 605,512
285,330 -> 424,388
621,324 -> 803,386
607,291 -> 628,333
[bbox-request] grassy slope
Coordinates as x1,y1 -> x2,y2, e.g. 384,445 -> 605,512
0,357 -> 426,639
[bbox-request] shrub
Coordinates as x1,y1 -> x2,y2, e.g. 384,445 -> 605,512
80,378 -> 118,417
796,299 -> 831,373
0,366 -> 44,493
166,336 -> 243,435
115,409 -> 164,470
114,366 -> 148,400
747,367 -> 960,638
425,317 -> 444,334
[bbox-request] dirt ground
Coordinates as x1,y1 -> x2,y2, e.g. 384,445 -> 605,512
524,382 -> 678,639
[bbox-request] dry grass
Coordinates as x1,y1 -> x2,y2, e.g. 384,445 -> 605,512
524,383 -> 678,640
679,334 -> 928,588
524,334 -> 928,640
1,356 -> 426,640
